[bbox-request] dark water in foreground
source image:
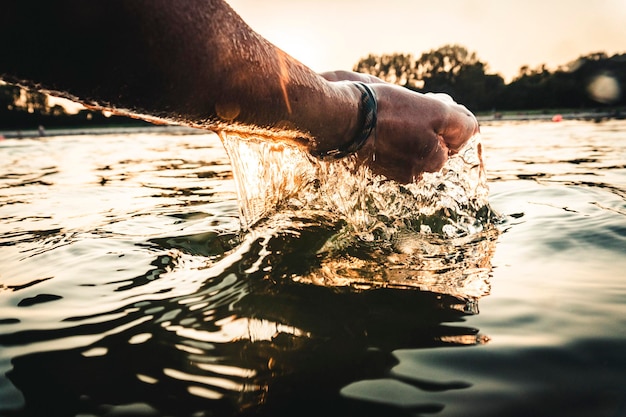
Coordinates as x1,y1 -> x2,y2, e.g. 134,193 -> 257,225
1,120 -> 625,417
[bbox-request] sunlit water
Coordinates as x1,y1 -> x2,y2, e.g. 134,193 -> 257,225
1,120 -> 625,417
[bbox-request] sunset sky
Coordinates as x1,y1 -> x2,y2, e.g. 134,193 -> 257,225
226,0 -> 626,82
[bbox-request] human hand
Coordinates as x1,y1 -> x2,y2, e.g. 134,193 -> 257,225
321,72 -> 479,184
361,83 -> 479,183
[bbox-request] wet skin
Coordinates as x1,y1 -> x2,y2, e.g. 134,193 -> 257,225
0,0 -> 478,184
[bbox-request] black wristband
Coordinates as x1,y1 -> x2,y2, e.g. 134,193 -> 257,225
311,81 -> 377,159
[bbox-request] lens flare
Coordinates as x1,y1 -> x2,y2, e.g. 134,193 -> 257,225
587,73 -> 621,104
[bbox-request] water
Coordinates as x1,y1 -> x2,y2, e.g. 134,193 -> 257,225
0,120 -> 625,416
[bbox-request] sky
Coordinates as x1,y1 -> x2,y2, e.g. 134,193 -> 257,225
226,0 -> 626,82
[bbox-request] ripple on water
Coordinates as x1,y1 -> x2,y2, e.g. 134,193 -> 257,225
7,123 -> 622,416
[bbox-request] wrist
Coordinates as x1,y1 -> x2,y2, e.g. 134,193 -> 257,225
308,81 -> 378,159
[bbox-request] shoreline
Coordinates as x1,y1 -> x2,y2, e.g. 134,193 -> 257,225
1,110 -> 624,139
477,109 -> 624,123
0,124 -> 204,139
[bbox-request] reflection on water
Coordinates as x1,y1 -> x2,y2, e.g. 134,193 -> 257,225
1,120 -> 625,416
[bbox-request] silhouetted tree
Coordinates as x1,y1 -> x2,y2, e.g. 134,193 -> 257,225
1,83 -> 51,114
354,53 -> 417,87
354,45 -> 505,111
0,83 -> 22,111
570,52 -> 625,106
416,45 -> 478,86
498,52 -> 626,110
355,47 -> 625,112
0,83 -> 151,130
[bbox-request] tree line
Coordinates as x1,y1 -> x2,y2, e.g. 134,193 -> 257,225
0,82 -> 149,130
354,45 -> 625,112
1,44 -> 625,129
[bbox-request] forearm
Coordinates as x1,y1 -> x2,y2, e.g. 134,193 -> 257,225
0,0 -> 357,147
1,1 -> 479,184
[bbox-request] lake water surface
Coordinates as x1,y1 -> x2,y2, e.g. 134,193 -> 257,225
1,120 -> 625,417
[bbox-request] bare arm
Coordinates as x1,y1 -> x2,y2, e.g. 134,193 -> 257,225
0,0 -> 359,147
0,1 -> 478,184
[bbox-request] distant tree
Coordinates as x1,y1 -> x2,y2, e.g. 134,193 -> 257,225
354,45 -> 505,111
20,88 -> 49,114
499,64 -> 553,110
415,44 -> 480,87
354,53 -> 417,87
454,62 -> 505,111
414,45 -> 504,111
0,83 -> 22,111
0,82 -> 153,129
498,52 -> 626,110
0,83 -> 52,114
571,52 -> 625,106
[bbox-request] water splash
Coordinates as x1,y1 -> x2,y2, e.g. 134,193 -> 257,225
220,131 -> 494,237
219,133 -> 318,228
219,131 -> 499,298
